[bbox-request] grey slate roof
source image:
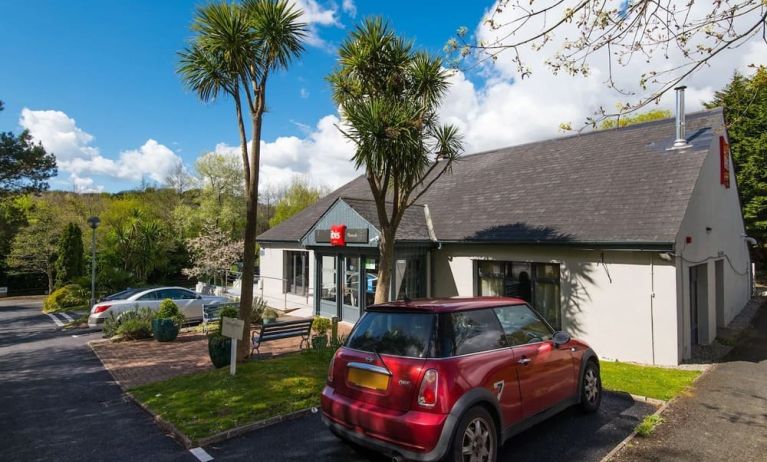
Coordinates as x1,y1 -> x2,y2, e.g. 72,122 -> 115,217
341,198 -> 432,241
257,109 -> 723,246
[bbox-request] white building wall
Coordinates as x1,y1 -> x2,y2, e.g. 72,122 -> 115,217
432,245 -> 679,365
675,129 -> 752,360
258,243 -> 315,317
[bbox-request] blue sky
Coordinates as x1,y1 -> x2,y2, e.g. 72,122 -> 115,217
2,1 -> 764,193
0,0 -> 486,192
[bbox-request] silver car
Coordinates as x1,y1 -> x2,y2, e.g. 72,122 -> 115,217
87,286 -> 230,328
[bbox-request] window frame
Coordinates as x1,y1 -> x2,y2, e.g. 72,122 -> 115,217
475,259 -> 563,330
283,250 -> 309,296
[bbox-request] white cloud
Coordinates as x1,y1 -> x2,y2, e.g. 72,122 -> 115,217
19,108 -> 184,190
290,0 -> 342,49
214,114 -> 357,192
342,0 -> 356,17
300,87 -> 310,98
436,0 -> 767,153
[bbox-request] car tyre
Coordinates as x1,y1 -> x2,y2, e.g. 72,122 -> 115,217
579,360 -> 602,413
450,406 -> 497,462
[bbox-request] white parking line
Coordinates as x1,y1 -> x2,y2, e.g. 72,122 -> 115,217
189,447 -> 213,462
59,312 -> 75,323
46,313 -> 64,327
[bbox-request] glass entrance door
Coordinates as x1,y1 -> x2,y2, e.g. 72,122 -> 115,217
319,255 -> 337,318
341,256 -> 361,323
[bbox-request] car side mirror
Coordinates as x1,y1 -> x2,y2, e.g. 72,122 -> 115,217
197,295 -> 202,300
553,331 -> 571,347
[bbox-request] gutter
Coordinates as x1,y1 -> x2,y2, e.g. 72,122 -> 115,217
434,240 -> 675,251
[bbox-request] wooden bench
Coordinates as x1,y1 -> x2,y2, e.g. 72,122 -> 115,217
251,319 -> 313,356
202,302 -> 239,334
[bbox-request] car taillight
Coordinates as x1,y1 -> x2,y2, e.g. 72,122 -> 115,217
327,353 -> 337,384
92,304 -> 111,314
417,369 -> 439,408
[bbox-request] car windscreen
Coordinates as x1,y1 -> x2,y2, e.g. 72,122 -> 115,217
346,311 -> 435,358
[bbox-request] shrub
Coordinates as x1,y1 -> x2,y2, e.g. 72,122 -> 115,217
156,299 -> 185,325
251,297 -> 268,325
110,307 -> 154,340
312,316 -> 331,337
263,307 -> 279,323
43,284 -> 88,313
102,311 -> 119,338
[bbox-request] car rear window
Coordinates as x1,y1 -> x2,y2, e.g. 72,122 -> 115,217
346,311 -> 435,358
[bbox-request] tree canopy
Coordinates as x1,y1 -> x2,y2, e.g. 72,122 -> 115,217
0,128 -> 57,197
55,222 -> 85,288
600,109 -> 672,129
269,177 -> 325,227
705,66 -> 767,262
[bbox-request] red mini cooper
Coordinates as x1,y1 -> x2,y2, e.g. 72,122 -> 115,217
321,297 -> 602,462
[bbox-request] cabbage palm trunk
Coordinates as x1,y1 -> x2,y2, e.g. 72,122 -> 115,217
178,0 -> 305,360
329,18 -> 464,303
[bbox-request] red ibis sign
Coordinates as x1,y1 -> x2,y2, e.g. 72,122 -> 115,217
330,224 -> 347,246
720,136 -> 730,189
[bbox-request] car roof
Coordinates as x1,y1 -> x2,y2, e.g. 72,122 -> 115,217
366,297 -> 528,313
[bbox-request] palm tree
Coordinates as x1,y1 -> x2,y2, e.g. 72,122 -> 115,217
178,0 -> 306,360
329,18 -> 463,304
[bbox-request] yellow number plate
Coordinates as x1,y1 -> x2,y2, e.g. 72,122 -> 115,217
347,368 -> 390,392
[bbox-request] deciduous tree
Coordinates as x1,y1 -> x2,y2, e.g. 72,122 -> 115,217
449,1 -> 767,125
269,177 -> 325,227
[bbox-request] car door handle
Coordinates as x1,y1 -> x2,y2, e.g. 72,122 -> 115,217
517,357 -> 531,366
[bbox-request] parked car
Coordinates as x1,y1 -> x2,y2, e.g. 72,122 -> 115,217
87,287 -> 230,328
321,297 -> 602,462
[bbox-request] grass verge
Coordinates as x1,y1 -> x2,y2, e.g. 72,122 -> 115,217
601,361 -> 701,401
635,414 -> 664,437
130,349 -> 334,441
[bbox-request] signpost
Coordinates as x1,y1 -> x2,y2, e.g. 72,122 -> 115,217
221,316 -> 245,376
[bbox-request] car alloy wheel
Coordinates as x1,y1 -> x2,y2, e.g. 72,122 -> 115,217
584,367 -> 599,404
461,416 -> 494,462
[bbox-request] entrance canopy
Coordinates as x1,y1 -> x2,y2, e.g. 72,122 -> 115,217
301,197 -> 435,323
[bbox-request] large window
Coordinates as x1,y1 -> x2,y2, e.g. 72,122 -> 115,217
283,251 -> 309,296
476,260 -> 562,329
393,255 -> 426,300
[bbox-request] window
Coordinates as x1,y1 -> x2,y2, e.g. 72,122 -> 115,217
493,304 -> 553,345
393,255 -> 426,300
160,289 -> 196,300
476,260 -> 562,329
347,311 -> 435,358
437,309 -> 506,357
138,290 -> 161,301
283,251 -> 309,296
320,255 -> 336,303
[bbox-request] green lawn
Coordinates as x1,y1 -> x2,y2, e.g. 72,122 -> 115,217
129,352 -> 699,442
130,349 -> 334,441
600,361 -> 701,401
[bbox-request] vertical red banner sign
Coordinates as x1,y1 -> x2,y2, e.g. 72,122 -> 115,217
720,136 -> 730,189
330,224 -> 347,246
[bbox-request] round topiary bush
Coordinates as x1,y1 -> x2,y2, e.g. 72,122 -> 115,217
43,284 -> 88,313
152,299 -> 184,342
